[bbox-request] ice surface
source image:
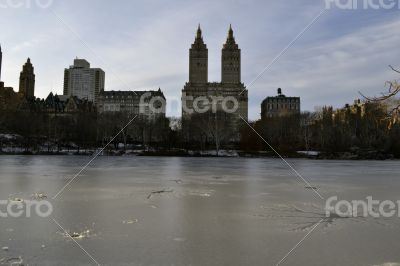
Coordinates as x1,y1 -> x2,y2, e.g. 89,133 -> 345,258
0,156 -> 399,265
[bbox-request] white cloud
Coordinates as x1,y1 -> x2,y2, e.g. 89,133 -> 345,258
250,16 -> 400,119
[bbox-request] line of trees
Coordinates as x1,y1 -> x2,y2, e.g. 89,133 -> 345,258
0,101 -> 399,158
0,110 -> 171,154
241,101 -> 400,158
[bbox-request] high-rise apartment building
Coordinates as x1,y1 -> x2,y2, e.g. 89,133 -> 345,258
63,58 -> 105,104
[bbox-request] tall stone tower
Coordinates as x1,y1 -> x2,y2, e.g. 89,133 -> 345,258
19,58 -> 35,99
222,25 -> 241,84
189,25 -> 208,84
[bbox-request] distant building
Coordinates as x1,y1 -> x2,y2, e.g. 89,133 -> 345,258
0,44 -> 2,81
0,46 -> 19,111
19,58 -> 35,100
261,88 -> 301,119
42,92 -> 96,115
182,25 -> 248,136
0,82 -> 19,111
345,99 -> 367,117
15,92 -> 96,115
333,99 -> 378,123
63,58 -> 105,104
97,89 -> 166,120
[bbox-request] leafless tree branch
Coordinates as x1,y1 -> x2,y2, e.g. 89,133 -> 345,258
360,66 -> 400,125
389,65 -> 400,74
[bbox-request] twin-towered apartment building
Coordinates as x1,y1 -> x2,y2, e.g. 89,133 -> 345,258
94,24 -> 250,127
182,25 -> 249,134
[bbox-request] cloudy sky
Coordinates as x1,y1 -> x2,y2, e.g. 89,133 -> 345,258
0,0 -> 399,119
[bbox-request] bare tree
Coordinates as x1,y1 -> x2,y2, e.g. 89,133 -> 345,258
300,112 -> 317,152
190,111 -> 236,156
361,66 -> 400,127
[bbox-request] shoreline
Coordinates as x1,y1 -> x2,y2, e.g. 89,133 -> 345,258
0,150 -> 397,160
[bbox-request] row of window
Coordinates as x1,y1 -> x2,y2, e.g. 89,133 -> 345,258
101,95 -> 147,99
223,67 -> 240,71
268,104 -> 299,110
222,57 -> 240,61
267,98 -> 300,103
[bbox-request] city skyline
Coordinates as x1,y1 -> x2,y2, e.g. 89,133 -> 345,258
0,0 -> 399,119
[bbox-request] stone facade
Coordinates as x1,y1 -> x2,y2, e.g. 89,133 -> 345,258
182,25 -> 248,134
97,89 -> 166,120
261,88 -> 301,119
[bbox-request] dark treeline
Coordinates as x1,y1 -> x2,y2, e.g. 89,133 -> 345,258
0,101 -> 399,158
242,102 -> 400,159
0,110 -> 170,154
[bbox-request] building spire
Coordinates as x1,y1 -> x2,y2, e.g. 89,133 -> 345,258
228,24 -> 233,38
193,24 -> 206,47
223,24 -> 238,49
227,24 -> 235,42
196,24 -> 202,40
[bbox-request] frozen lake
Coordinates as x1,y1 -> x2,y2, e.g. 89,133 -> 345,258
0,156 -> 399,266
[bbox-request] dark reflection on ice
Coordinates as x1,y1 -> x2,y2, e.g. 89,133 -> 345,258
147,189 -> 174,199
254,203 -> 386,232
